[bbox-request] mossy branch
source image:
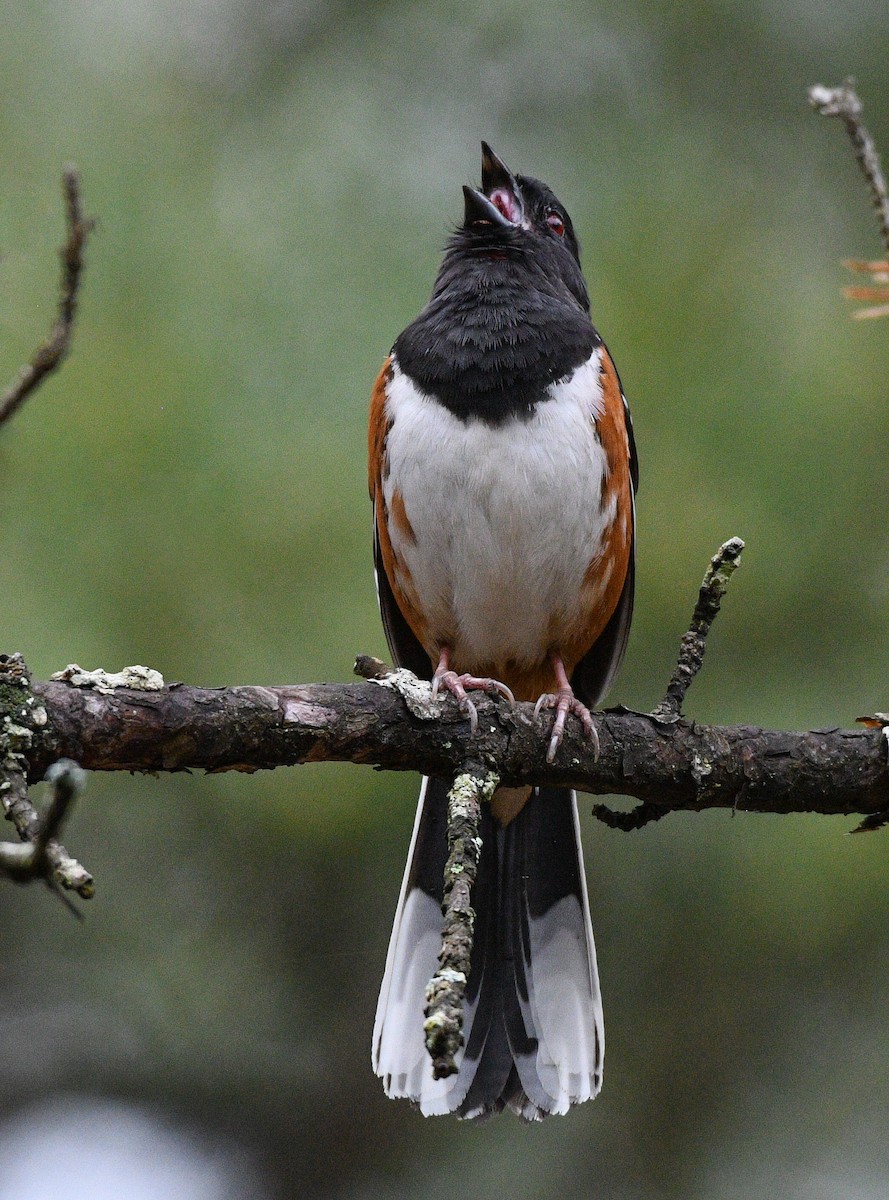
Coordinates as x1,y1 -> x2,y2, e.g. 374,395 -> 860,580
6,591 -> 888,829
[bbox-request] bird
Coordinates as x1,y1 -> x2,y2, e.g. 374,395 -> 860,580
369,143 -> 637,1120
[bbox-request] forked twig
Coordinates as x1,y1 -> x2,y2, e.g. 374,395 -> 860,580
0,653 -> 94,898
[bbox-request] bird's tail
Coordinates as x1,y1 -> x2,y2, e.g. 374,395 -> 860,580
372,777 -> 604,1120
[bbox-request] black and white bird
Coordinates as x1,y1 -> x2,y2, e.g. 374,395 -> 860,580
368,144 -> 637,1119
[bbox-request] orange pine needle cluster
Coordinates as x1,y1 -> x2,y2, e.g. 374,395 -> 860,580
843,258 -> 889,318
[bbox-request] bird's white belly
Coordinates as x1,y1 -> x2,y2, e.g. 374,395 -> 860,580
384,355 -> 614,670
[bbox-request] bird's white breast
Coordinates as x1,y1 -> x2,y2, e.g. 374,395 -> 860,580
383,352 -> 614,671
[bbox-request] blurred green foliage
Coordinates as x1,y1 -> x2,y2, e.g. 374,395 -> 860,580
2,2 -> 889,1197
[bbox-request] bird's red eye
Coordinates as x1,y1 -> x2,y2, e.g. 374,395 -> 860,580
545,209 -> 565,237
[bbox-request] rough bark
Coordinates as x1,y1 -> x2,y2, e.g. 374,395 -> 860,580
424,767 -> 498,1079
20,673 -> 889,821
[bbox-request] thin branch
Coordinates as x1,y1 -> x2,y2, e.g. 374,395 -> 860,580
0,760 -> 89,918
652,537 -> 745,723
0,166 -> 94,429
809,82 -> 889,318
0,767 -> 33,872
597,535 -> 743,832
0,763 -> 92,898
607,536 -> 744,830
0,654 -> 94,896
39,759 -> 87,851
424,767 -> 497,1079
810,81 -> 889,260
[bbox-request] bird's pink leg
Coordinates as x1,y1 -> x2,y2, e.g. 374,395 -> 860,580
431,647 -> 515,735
534,653 -> 600,764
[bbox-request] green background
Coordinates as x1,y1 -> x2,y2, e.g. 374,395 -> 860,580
2,2 -> 888,1196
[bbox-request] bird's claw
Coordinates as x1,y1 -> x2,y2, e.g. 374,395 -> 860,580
432,671 -> 515,734
535,688 -> 599,763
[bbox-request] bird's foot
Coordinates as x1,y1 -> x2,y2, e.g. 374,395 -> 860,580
534,681 -> 599,764
432,666 -> 514,736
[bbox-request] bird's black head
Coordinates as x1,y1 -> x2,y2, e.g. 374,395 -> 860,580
393,144 -> 600,424
453,142 -> 589,311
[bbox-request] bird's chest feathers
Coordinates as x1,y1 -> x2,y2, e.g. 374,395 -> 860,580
383,354 -> 614,669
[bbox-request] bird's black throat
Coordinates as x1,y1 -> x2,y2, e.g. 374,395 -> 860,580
394,241 -> 600,425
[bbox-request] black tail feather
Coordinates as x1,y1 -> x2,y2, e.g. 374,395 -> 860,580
373,779 -> 603,1120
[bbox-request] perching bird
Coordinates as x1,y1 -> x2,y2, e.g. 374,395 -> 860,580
369,144 -> 637,1120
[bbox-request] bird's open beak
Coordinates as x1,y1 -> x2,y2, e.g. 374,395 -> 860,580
462,185 -> 513,228
463,142 -> 525,229
481,142 -> 516,197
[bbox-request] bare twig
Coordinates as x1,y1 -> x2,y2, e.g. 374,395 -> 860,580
0,768 -> 93,899
0,654 -> 94,896
39,759 -> 87,851
809,82 -> 889,317
0,166 -> 94,429
3,782 -> 93,895
810,82 -> 889,259
0,760 -> 88,901
591,538 -> 746,831
651,537 -> 745,722
423,767 -> 498,1078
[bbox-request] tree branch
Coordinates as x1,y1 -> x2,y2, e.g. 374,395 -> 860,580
0,655 -> 93,897
652,538 -> 744,722
0,166 -> 94,429
0,760 -> 89,916
424,766 -> 498,1079
2,534 -> 886,910
14,670 -> 888,820
810,81 -> 889,318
